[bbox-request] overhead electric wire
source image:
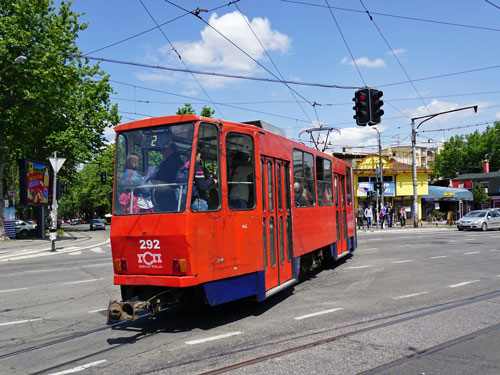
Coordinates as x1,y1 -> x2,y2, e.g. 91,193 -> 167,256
82,1 -> 240,56
139,0 -> 226,118
281,0 -> 500,33
324,0 -> 366,87
359,0 -> 442,131
233,2 -> 313,124
163,0 -> 318,118
419,119 -> 499,133
484,0 -> 500,11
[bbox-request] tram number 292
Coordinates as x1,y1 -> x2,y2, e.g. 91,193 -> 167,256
139,239 -> 161,250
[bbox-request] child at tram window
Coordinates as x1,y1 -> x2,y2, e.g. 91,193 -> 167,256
121,153 -> 154,213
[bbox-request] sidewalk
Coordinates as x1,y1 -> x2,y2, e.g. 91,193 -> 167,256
0,229 -> 110,262
357,221 -> 457,234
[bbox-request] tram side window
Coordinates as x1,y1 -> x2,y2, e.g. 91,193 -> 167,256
346,166 -> 352,205
316,157 -> 333,206
193,122 -> 221,211
293,149 -> 315,207
226,132 -> 256,210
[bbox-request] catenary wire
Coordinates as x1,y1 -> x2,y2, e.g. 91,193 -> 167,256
138,0 -> 226,119
233,2 -> 314,124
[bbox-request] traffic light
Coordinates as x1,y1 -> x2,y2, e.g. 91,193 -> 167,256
101,172 -> 107,184
374,181 -> 381,193
370,89 -> 384,125
353,88 -> 370,126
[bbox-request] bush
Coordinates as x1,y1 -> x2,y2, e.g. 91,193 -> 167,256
428,209 -> 445,221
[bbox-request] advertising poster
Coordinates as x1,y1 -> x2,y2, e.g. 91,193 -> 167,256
357,182 -> 373,197
26,161 -> 50,205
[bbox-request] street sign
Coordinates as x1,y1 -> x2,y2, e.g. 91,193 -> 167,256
8,190 -> 16,196
49,157 -> 66,173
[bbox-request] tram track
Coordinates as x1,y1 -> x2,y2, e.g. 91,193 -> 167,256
194,290 -> 500,375
2,290 -> 499,374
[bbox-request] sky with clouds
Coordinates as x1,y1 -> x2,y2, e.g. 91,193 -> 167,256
73,0 -> 500,153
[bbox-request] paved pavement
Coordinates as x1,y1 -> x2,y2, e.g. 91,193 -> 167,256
0,226 -> 110,262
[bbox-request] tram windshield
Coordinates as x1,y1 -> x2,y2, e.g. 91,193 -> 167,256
114,121 -> 221,215
114,122 -> 196,215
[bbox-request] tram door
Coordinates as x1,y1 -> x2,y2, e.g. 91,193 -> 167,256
261,157 -> 293,291
335,174 -> 348,255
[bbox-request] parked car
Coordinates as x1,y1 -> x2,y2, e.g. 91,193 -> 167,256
70,219 -> 80,225
15,220 -> 31,238
456,209 -> 500,231
26,219 -> 37,230
90,218 -> 106,231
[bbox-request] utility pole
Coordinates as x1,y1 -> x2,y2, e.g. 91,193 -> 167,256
411,105 -> 477,228
49,152 -> 66,251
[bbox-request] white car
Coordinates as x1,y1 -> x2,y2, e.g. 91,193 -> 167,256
15,220 -> 31,237
456,210 -> 500,231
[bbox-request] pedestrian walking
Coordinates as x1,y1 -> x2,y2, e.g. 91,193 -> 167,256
357,205 -> 364,229
400,206 -> 406,227
380,204 -> 387,229
364,205 -> 373,229
388,203 -> 394,228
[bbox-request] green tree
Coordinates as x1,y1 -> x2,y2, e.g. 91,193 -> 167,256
472,183 -> 490,209
176,103 -> 215,118
59,143 -> 115,220
434,122 -> 500,179
0,0 -> 119,239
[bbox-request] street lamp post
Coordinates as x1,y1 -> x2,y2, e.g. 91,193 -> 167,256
411,105 -> 478,228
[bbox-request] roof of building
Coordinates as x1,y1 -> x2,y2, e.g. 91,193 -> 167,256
422,185 -> 474,201
452,171 -> 500,180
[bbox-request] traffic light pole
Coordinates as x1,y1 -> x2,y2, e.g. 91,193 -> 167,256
411,105 -> 477,228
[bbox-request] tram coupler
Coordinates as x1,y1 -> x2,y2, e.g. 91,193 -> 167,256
107,300 -> 149,322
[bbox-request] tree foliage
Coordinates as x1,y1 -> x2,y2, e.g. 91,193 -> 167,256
58,143 -> 115,220
434,122 -> 500,179
472,183 -> 490,208
0,0 -> 120,238
176,103 -> 215,118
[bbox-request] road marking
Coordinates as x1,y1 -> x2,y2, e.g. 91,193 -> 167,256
359,247 -> 377,251
392,260 -> 414,264
0,318 -> 42,327
61,278 -> 103,285
186,332 -> 242,345
430,256 -> 447,259
345,265 -> 373,269
449,280 -> 480,288
393,292 -> 429,300
68,251 -> 82,256
90,247 -> 104,253
88,308 -> 107,314
0,287 -> 28,294
463,251 -> 480,255
294,308 -> 344,320
83,263 -> 110,268
47,360 -> 107,375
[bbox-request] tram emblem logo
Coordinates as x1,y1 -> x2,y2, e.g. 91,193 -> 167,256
137,252 -> 162,267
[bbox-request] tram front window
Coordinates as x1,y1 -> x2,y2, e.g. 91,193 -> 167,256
114,122 -> 195,214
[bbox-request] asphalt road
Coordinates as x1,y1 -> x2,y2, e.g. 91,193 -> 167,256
0,226 -> 499,374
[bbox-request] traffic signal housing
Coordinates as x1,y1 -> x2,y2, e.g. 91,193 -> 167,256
353,87 -> 384,126
353,88 -> 370,126
101,172 -> 107,184
370,89 -> 384,125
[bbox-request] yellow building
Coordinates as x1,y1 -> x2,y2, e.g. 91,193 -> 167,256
354,155 -> 430,220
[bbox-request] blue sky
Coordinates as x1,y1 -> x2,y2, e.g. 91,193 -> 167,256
73,0 -> 500,153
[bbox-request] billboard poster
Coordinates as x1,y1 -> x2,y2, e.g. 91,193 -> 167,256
357,182 -> 373,197
19,159 -> 51,206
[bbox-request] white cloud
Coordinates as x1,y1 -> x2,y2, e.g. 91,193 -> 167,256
496,112 -> 500,119
386,48 -> 407,56
341,56 -> 386,68
169,11 -> 291,73
408,100 -> 487,122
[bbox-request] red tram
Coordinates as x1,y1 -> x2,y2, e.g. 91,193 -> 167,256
108,115 -> 356,321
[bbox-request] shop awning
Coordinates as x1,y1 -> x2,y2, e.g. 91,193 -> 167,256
422,185 -> 473,201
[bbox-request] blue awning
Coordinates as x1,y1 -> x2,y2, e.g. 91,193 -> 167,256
422,185 -> 473,201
